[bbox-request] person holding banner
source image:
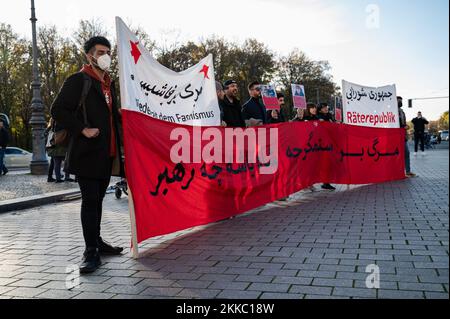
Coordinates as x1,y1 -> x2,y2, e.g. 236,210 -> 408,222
303,103 -> 320,121
292,108 -> 305,122
242,81 -> 268,127
317,103 -> 337,191
268,92 -> 288,124
51,36 -> 124,274
222,80 -> 246,128
318,103 -> 334,122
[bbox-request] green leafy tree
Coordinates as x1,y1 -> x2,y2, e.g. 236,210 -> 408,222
277,49 -> 339,118
439,111 -> 449,130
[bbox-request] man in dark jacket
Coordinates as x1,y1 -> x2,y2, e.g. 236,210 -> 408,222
412,111 -> 429,155
242,81 -> 267,127
222,80 -> 246,128
0,120 -> 9,176
51,36 -> 124,274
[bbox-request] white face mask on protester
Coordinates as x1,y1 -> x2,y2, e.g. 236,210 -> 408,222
92,54 -> 111,71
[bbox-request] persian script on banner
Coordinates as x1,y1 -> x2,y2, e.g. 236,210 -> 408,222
123,112 -> 406,243
342,80 -> 400,128
116,17 -> 221,126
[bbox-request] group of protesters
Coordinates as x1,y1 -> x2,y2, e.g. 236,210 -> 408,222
45,35 -> 434,274
215,79 -> 337,191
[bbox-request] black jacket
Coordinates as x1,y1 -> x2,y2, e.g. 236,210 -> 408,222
304,114 -> 319,121
51,72 -> 124,179
242,97 -> 268,124
318,112 -> 334,122
412,117 -> 429,134
218,98 -> 226,123
222,96 -> 245,128
0,127 -> 9,149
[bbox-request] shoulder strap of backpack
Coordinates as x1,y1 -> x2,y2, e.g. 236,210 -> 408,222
79,72 -> 92,127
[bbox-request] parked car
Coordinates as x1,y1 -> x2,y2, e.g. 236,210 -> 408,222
440,130 -> 449,142
4,147 -> 34,169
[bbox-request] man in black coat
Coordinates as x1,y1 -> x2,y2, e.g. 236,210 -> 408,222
411,111 -> 429,155
222,80 -> 246,128
242,81 -> 267,127
51,36 -> 124,274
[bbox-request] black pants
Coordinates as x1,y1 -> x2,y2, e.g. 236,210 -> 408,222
414,132 -> 425,152
54,156 -> 65,181
78,175 -> 111,249
48,157 -> 54,179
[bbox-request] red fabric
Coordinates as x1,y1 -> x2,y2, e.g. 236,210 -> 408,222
122,110 -> 406,243
81,65 -> 116,157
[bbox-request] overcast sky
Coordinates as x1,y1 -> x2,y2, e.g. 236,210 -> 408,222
1,0 -> 449,120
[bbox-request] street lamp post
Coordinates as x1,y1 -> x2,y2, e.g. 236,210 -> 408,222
29,0 -> 48,175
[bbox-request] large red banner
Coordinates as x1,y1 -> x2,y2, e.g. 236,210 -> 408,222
122,110 -> 405,244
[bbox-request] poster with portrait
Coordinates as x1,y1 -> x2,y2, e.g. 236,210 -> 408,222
292,84 -> 307,109
261,84 -> 279,110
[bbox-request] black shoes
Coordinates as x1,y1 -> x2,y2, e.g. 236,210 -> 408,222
321,184 -> 336,191
80,247 -> 101,274
47,177 -> 56,183
2,168 -> 8,176
65,178 -> 76,182
79,240 -> 123,275
98,238 -> 124,256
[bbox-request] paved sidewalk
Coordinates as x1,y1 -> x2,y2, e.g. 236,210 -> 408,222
0,172 -> 78,202
0,146 -> 448,299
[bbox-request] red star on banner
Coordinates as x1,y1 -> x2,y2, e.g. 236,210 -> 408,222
130,41 -> 141,64
199,65 -> 210,79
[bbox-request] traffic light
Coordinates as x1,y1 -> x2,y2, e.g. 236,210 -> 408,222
408,99 -> 413,108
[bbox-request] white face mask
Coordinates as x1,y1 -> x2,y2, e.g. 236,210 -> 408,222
93,54 -> 111,71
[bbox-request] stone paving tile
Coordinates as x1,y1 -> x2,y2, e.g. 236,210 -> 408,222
3,287 -> 48,298
77,283 -> 113,293
0,147 -> 448,300
289,285 -> 333,296
209,281 -> 251,291
7,279 -> 49,288
332,287 -> 377,298
216,290 -> 262,299
424,292 -> 449,299
377,289 -> 425,299
176,288 -> 221,299
104,284 -> 148,295
72,292 -> 115,299
36,289 -> 82,299
139,287 -> 183,297
247,283 -> 291,293
260,292 -> 304,299
0,278 -> 20,286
